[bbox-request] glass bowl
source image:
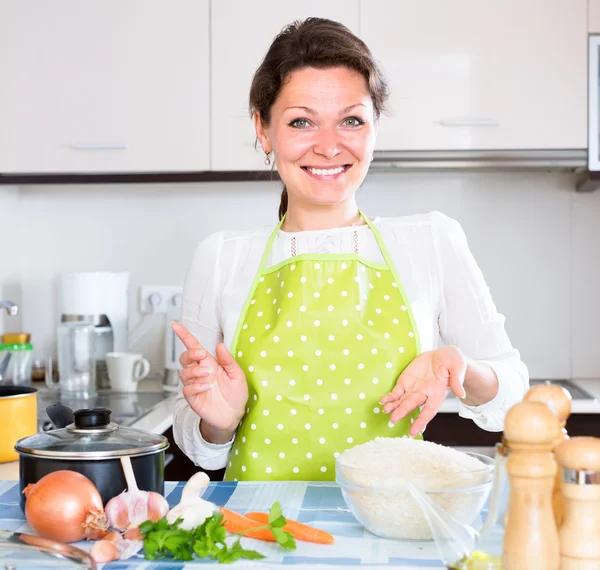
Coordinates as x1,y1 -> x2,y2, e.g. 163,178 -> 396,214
336,451 -> 494,540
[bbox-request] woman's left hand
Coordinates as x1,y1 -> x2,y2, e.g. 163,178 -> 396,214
380,346 -> 468,436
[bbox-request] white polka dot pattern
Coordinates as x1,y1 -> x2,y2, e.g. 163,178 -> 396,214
226,254 -> 419,482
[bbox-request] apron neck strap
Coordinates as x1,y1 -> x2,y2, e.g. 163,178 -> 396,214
259,209 -> 386,274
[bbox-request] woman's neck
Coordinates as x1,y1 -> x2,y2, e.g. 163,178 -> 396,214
281,200 -> 363,232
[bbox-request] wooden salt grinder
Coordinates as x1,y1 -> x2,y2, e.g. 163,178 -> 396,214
503,400 -> 561,570
554,437 -> 600,570
525,384 -> 572,527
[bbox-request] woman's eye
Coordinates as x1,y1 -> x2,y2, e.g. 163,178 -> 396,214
343,116 -> 364,127
289,118 -> 310,129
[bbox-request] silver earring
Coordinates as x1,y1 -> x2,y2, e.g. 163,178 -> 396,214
264,151 -> 272,166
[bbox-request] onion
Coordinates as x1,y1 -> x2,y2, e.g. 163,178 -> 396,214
23,470 -> 108,543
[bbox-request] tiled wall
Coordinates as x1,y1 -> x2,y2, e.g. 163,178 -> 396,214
1,169 -> 598,380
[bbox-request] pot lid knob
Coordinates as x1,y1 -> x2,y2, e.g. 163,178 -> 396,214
73,407 -> 112,429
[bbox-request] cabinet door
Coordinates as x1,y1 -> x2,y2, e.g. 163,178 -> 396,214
591,0 -> 600,33
361,0 -> 587,151
211,1 -> 359,171
0,1 -> 209,173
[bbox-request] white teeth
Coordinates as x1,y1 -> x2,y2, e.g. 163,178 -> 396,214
308,166 -> 345,176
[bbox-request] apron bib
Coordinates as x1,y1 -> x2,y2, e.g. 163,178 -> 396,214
225,212 -> 421,481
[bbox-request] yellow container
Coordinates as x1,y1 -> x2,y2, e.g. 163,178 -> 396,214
0,386 -> 37,463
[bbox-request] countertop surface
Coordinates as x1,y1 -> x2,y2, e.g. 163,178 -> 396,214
437,377 -> 600,414
0,479 -> 449,569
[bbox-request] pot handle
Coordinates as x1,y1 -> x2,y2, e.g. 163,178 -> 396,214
46,404 -> 75,429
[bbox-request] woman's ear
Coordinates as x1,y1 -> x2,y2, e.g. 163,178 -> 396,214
253,111 -> 271,153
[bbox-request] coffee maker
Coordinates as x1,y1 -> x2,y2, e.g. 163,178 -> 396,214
59,272 -> 129,389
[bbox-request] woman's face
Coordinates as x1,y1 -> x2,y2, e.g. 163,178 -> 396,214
255,66 -> 377,209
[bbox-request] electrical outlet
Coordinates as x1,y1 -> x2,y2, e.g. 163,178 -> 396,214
139,285 -> 183,314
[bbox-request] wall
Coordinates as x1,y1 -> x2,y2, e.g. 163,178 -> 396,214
1,170 -> 599,380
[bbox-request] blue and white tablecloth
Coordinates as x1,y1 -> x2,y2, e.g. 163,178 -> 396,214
0,480 -> 449,569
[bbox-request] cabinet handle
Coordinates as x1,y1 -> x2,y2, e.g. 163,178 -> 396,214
438,118 -> 499,127
70,143 -> 129,150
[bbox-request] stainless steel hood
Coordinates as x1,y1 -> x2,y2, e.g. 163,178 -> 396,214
369,149 -> 600,192
370,149 -> 587,171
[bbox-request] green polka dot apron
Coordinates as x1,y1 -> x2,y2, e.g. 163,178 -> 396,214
225,211 -> 421,481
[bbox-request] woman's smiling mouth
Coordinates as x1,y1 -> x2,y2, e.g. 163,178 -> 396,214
301,164 -> 352,180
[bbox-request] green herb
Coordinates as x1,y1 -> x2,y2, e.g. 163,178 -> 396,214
139,502 -> 296,563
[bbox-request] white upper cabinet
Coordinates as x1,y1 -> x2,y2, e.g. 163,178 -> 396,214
361,0 -> 587,151
0,1 -> 209,174
210,1 -> 359,171
591,0 -> 600,32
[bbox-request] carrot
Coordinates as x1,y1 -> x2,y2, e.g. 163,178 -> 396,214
244,511 -> 334,544
218,507 -> 276,542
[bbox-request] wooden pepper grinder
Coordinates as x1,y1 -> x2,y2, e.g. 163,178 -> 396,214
554,436 -> 600,570
503,400 -> 561,570
524,383 -> 572,527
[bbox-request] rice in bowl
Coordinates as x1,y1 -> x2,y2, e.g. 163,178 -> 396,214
336,437 -> 493,540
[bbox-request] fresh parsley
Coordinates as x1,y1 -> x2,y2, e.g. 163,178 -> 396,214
139,502 -> 296,563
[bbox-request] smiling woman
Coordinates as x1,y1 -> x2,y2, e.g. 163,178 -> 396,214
171,18 -> 529,482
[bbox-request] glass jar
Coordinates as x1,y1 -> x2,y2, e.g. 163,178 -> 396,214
0,343 -> 33,386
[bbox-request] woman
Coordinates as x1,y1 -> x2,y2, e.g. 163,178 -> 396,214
172,18 -> 529,481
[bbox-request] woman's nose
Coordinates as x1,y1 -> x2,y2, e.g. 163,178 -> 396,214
313,128 -> 341,160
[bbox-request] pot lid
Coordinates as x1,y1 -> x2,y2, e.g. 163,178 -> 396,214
0,529 -> 96,568
15,407 -> 168,459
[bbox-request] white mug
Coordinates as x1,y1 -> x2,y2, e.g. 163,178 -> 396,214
106,352 -> 150,392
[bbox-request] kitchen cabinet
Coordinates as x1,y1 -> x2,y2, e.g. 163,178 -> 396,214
0,1 -> 209,174
591,0 -> 600,33
360,0 -> 587,152
210,1 -> 359,171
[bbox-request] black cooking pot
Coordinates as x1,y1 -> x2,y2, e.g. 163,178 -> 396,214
14,404 -> 169,511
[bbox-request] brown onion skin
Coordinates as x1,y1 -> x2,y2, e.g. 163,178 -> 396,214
24,470 -> 107,543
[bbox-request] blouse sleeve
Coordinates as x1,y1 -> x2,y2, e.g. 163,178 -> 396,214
172,231 -> 234,470
432,212 -> 530,431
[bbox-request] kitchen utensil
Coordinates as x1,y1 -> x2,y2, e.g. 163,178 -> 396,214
524,382 -> 572,528
555,436 -> 600,569
0,529 -> 96,568
47,321 -> 96,398
0,386 -> 37,463
105,352 -> 150,392
503,400 -> 561,570
14,404 -> 168,509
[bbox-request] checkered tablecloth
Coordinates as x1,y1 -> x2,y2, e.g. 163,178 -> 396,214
0,480 -> 448,569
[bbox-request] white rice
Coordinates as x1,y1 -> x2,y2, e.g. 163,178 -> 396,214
337,438 -> 492,540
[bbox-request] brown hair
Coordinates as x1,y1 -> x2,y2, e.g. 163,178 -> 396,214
249,18 -> 389,220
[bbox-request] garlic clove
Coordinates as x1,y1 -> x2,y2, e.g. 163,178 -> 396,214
147,491 -> 169,522
105,494 -> 131,530
127,490 -> 150,527
90,540 -> 120,563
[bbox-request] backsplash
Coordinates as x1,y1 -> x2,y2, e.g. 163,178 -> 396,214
1,170 -> 599,380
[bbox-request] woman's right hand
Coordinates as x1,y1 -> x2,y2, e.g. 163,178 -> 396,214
172,322 -> 249,434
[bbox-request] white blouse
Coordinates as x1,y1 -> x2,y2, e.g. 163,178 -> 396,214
173,211 -> 529,470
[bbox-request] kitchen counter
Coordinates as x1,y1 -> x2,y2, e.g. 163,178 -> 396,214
438,377 -> 600,414
0,480 -> 447,569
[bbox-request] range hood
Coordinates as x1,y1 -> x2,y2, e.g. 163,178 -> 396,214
369,149 -> 599,192
370,149 -> 586,171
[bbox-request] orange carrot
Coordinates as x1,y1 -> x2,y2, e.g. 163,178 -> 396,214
244,511 -> 334,544
218,507 -> 276,542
